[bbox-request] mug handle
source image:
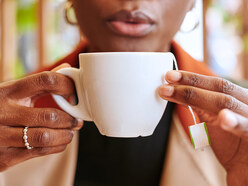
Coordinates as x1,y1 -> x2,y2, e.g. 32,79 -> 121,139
52,67 -> 92,121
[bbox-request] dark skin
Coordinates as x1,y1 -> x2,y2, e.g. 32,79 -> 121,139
72,0 -> 192,52
0,0 -> 247,185
161,71 -> 248,185
0,64 -> 83,171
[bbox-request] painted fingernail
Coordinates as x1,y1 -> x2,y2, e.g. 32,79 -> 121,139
159,85 -> 174,97
221,110 -> 238,130
166,71 -> 182,83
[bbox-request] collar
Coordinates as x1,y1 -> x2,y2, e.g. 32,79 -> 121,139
171,41 -> 214,138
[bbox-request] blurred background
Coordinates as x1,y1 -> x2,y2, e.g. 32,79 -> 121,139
0,0 -> 248,85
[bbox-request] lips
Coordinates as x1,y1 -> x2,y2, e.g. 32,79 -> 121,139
105,10 -> 155,37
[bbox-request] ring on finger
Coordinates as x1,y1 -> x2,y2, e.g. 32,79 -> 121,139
23,127 -> 33,150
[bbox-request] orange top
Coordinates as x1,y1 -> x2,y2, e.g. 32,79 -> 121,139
34,40 -> 214,140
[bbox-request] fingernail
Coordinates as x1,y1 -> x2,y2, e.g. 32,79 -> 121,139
77,119 -> 83,122
221,110 -> 238,130
159,85 -> 174,97
69,95 -> 77,105
72,119 -> 84,130
166,71 -> 182,83
72,118 -> 81,127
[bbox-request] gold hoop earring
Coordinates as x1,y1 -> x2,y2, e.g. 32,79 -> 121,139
65,1 -> 77,25
180,8 -> 200,33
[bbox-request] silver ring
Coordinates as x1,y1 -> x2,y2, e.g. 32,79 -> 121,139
23,127 -> 33,150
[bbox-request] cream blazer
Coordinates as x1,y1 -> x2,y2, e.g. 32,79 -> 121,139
0,113 -> 227,186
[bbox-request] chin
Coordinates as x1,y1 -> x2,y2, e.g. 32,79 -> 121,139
96,36 -> 161,52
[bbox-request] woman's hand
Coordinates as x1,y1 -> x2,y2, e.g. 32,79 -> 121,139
159,70 -> 248,185
0,64 -> 83,172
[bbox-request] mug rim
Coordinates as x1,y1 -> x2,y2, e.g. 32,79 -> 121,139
79,52 -> 174,57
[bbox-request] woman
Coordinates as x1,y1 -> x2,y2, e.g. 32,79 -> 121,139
0,0 -> 248,185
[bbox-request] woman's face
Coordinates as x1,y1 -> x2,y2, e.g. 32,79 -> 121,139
72,0 -> 195,52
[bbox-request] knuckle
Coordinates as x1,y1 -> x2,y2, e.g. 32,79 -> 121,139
217,95 -> 238,110
219,78 -> 235,94
225,96 -> 239,110
182,88 -> 195,103
189,74 -> 200,87
38,110 -> 59,124
35,131 -> 52,146
55,111 -> 73,128
38,71 -> 58,87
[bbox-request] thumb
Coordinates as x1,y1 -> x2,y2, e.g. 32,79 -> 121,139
218,109 -> 248,140
51,63 -> 71,72
51,63 -> 74,100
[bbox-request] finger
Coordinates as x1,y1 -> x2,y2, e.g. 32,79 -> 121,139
159,84 -> 248,117
51,64 -> 77,103
0,145 -> 67,172
72,119 -> 84,130
51,63 -> 71,72
1,106 -> 80,129
165,71 -> 248,104
8,71 -> 75,99
218,109 -> 248,140
0,127 -> 74,148
192,107 -> 219,125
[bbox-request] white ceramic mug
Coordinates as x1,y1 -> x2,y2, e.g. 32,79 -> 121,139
52,52 -> 175,137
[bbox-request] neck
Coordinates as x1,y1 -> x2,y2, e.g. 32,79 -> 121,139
87,42 -> 172,53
